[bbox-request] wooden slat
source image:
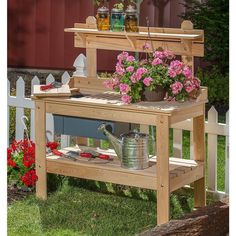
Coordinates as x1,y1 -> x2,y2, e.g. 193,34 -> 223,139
15,77 -> 25,141
86,48 -> 97,78
156,115 -> 170,225
80,35 -> 204,57
46,146 -> 203,193
41,85 -> 208,116
35,100 -> 47,200
171,119 -> 229,136
181,21 -> 195,76
193,112 -> 206,208
65,26 -> 203,40
170,164 -> 204,192
173,129 -> 182,158
207,107 -> 218,191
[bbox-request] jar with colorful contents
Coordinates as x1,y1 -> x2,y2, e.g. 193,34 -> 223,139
125,5 -> 138,32
110,8 -> 124,32
97,6 -> 110,31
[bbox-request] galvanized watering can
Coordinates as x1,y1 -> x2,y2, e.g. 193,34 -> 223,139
98,124 -> 155,170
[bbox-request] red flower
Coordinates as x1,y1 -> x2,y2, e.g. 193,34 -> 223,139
8,159 -> 17,168
46,141 -> 59,151
23,153 -> 35,168
20,169 -> 38,187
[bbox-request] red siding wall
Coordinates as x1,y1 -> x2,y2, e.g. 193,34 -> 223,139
8,0 -> 186,71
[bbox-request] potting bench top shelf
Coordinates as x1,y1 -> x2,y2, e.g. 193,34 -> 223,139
64,27 -> 203,40
33,87 -> 207,125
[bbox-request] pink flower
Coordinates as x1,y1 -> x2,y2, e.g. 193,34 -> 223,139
163,51 -> 175,59
112,77 -> 120,86
153,51 -> 164,58
143,77 -> 153,86
119,83 -> 131,93
193,77 -> 200,88
126,55 -> 135,62
136,67 -> 148,77
104,77 -> 120,89
183,66 -> 192,79
143,42 -> 151,50
152,58 -> 162,66
130,73 -> 138,83
126,66 -> 134,72
168,69 -> 177,78
184,77 -> 200,93
169,60 -> 184,75
104,80 -> 114,89
121,94 -> 132,104
117,51 -> 129,62
171,81 -> 183,95
115,65 -> 125,76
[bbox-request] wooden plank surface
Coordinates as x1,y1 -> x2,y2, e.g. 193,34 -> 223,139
46,146 -> 204,192
65,27 -> 203,40
34,87 -> 208,116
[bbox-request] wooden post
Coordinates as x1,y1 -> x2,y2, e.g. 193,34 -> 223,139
86,48 -> 97,78
35,100 -> 47,200
193,108 -> 206,208
85,16 -> 97,78
181,21 -> 194,75
156,115 -> 170,225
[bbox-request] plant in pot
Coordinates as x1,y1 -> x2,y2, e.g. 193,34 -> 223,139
104,44 -> 201,103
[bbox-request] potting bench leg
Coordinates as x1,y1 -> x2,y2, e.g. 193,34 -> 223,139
193,112 -> 206,208
35,100 -> 47,200
156,115 -> 170,225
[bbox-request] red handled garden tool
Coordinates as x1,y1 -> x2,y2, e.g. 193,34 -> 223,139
40,81 -> 63,91
51,149 -> 111,161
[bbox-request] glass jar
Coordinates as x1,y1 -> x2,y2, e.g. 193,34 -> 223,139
110,8 -> 124,32
125,5 -> 138,32
97,6 -> 110,31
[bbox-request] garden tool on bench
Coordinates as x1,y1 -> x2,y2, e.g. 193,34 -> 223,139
40,81 -> 63,91
51,149 -> 111,161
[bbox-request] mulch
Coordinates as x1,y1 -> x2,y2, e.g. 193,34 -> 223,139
7,185 -> 33,205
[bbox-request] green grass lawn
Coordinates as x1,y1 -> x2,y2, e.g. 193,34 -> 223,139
8,182 -> 200,236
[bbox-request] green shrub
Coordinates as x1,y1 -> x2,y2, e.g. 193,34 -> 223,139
197,66 -> 229,106
181,0 -> 229,74
181,0 -> 229,106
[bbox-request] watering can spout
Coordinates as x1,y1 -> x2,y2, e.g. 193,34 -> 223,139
98,124 -> 122,159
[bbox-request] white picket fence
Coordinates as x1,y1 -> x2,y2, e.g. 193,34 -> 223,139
7,55 -> 229,196
7,72 -> 71,148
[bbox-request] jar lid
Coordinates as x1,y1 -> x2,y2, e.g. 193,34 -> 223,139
125,5 -> 137,14
97,6 -> 109,13
111,8 -> 123,13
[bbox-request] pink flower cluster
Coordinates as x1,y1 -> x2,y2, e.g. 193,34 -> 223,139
167,58 -> 201,98
143,77 -> 153,86
131,67 -> 148,83
171,81 -> 183,95
154,50 -> 175,59
119,83 -> 131,93
104,49 -> 201,104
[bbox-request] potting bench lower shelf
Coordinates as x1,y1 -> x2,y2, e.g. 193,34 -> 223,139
46,147 -> 204,193
33,88 -> 207,226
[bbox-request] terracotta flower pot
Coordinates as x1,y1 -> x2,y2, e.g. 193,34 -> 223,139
142,86 -> 166,102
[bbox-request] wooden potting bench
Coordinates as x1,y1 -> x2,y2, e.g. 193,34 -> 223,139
33,17 -> 207,225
